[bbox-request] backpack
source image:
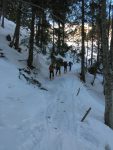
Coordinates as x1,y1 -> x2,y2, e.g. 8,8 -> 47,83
49,65 -> 54,71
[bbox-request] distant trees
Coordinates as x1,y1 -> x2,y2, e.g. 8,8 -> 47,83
0,0 -> 73,66
50,0 -> 72,55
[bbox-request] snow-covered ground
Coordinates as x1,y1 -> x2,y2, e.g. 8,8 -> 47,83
0,19 -> 113,150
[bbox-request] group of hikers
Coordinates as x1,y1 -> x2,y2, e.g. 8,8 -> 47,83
49,61 -> 73,80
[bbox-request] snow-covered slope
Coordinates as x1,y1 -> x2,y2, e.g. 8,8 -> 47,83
0,19 -> 113,150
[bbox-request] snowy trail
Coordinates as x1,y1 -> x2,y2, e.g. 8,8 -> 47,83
46,73 -> 76,131
39,70 -> 80,150
34,67 -> 99,150
1,56 -> 113,150
0,58 -> 106,150
17,68 -> 84,150
37,66 -> 112,150
27,73 -> 78,149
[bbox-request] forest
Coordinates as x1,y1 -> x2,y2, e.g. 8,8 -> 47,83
0,0 -> 113,149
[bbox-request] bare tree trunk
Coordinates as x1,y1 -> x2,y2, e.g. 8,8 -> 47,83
86,24 -> 89,68
108,0 -> 111,49
57,22 -> 61,53
91,36 -> 94,66
101,0 -> 113,129
27,7 -> 36,68
35,16 -> 41,47
52,19 -> 55,53
99,0 -> 103,64
1,0 -> 6,28
1,3 -> 4,28
97,40 -> 100,64
81,0 -> 85,82
14,2 -> 22,51
0,0 -> 2,20
62,23 -> 65,49
86,35 -> 88,68
40,11 -> 44,51
91,0 -> 94,66
110,6 -> 113,70
10,2 -> 22,51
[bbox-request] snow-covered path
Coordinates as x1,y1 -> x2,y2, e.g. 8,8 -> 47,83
1,58 -> 113,150
16,68 -> 87,150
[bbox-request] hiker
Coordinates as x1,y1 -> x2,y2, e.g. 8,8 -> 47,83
63,61 -> 68,73
68,61 -> 73,71
55,61 -> 61,75
49,63 -> 54,80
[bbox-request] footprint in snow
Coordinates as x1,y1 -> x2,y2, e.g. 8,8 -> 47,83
60,101 -> 64,103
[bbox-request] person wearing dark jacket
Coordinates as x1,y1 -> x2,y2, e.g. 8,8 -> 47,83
68,61 -> 73,71
55,62 -> 61,75
63,61 -> 68,73
49,63 -> 54,80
